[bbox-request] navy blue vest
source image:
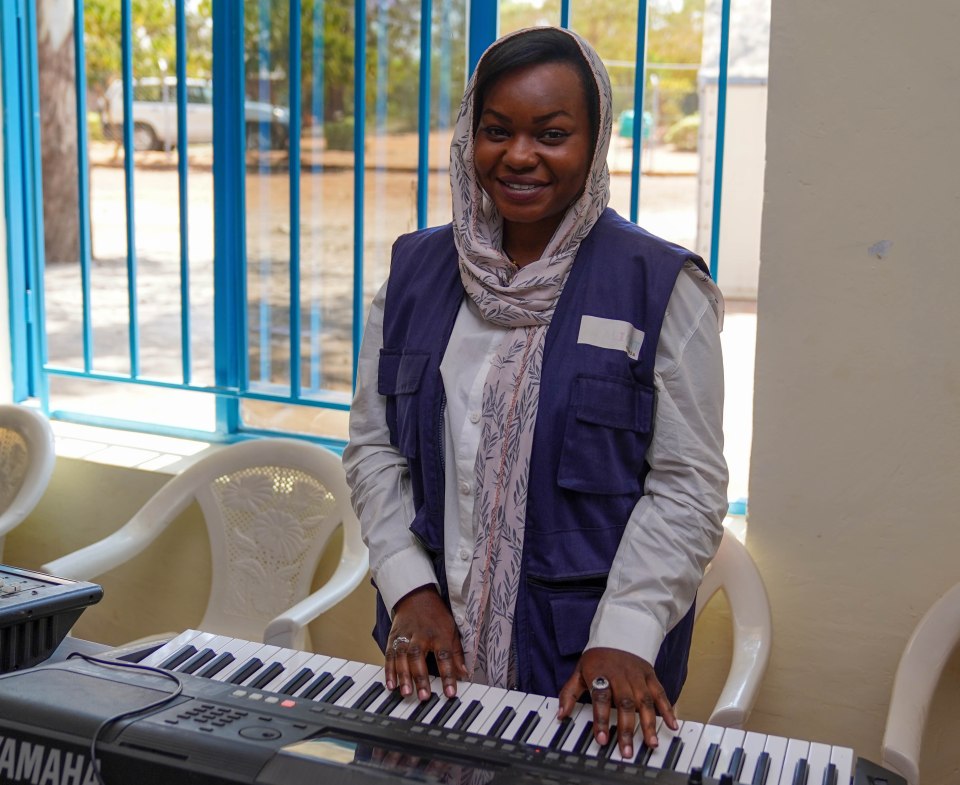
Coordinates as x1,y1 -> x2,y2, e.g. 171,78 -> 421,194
374,208 -> 707,701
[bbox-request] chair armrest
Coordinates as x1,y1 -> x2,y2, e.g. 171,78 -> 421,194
697,531 -> 773,728
264,534 -> 369,649
881,581 -> 960,785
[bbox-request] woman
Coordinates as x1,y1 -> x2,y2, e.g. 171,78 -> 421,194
343,26 -> 728,760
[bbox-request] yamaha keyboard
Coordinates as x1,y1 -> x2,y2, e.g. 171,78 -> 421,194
0,630 -> 904,785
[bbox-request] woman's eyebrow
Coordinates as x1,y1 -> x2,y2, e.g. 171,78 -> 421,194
480,107 -> 574,124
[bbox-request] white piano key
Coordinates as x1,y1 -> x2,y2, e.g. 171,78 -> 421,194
715,728 -> 747,779
314,659 -> 366,703
737,731 -> 770,784
762,734 -> 790,785
457,686 -> 510,734
261,649 -> 334,695
207,641 -> 271,683
559,704 -> 595,753
828,746 -> 855,785
778,738 -> 810,785
673,720 -> 707,773
418,678 -> 474,725
498,694 -> 547,742
435,683 -> 491,730
805,742 -> 833,785
646,719 -> 684,769
332,664 -> 384,708
137,630 -> 212,667
688,722 -> 726,776
607,715 -> 662,764
525,696 -> 563,747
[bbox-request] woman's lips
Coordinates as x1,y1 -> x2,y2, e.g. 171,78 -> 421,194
496,179 -> 548,203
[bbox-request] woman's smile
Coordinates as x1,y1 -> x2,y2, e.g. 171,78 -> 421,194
473,60 -> 592,263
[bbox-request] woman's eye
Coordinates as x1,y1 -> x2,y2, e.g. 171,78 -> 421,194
541,130 -> 570,142
482,125 -> 508,139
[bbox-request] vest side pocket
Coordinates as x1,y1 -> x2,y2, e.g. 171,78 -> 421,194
557,374 -> 654,495
525,577 -> 605,693
378,349 -> 430,458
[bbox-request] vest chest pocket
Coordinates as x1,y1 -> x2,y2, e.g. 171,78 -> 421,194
557,374 -> 654,495
378,350 -> 430,458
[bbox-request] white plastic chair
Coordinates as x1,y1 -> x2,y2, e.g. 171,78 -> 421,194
0,404 -> 56,561
43,438 -> 368,652
694,527 -> 773,728
881,581 -> 960,785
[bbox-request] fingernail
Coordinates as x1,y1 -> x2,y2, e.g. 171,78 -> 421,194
401,684 -> 410,696
386,679 -> 395,690
624,745 -> 633,758
419,689 -> 429,701
445,685 -> 455,698
597,732 -> 607,745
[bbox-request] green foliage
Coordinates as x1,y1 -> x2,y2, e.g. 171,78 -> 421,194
83,0 -> 213,100
664,113 -> 700,151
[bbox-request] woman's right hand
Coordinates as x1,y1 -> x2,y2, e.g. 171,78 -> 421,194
385,585 -> 469,701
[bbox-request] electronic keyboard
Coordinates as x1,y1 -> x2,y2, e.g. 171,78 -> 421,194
0,629 -> 905,785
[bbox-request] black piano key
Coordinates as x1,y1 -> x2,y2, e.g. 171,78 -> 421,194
159,645 -> 197,670
548,716 -> 574,750
702,742 -> 721,776
196,652 -> 235,679
727,748 -> 746,780
408,693 -> 440,723
489,706 -> 517,739
822,763 -> 838,785
429,697 -> 461,727
319,676 -> 355,703
573,721 -> 595,755
375,691 -> 404,716
598,725 -> 618,759
178,648 -> 215,674
634,744 -> 654,766
352,682 -> 386,711
513,710 -> 541,743
452,700 -> 483,731
301,672 -> 335,700
792,758 -> 809,785
661,736 -> 684,770
248,662 -> 285,690
278,667 -> 315,696
228,658 -> 264,685
751,751 -> 771,785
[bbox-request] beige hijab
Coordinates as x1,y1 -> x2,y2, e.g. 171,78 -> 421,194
450,27 -> 614,687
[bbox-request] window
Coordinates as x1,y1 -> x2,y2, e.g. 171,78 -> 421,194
3,0 -> 743,452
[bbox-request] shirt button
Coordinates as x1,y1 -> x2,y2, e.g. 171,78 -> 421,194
459,481 -> 471,495
455,614 -> 464,626
458,548 -> 470,561
469,411 -> 481,424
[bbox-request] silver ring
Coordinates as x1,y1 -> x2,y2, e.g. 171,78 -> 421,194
591,676 -> 610,692
392,635 -> 411,652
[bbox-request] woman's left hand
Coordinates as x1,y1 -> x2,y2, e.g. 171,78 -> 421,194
557,647 -> 678,760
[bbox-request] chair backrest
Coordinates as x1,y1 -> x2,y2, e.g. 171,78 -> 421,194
694,527 -> 773,728
43,438 -> 367,651
0,405 -> 56,559
881,581 -> 960,785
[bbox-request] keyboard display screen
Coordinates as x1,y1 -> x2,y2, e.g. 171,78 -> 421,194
281,732 -> 498,783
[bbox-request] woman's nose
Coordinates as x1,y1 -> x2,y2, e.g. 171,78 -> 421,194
503,136 -> 537,168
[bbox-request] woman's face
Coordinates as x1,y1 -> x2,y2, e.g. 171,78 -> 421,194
474,61 -> 592,252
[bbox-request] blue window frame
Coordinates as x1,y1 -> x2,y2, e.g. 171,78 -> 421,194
1,0 -> 731,449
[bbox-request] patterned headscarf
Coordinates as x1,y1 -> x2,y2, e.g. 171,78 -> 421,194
450,27 -> 614,687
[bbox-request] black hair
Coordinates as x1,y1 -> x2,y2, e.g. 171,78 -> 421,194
473,28 -> 600,152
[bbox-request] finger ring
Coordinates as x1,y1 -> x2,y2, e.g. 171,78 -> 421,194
392,635 -> 411,652
591,676 -> 610,692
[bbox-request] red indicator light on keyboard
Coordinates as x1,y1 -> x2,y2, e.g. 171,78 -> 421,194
281,700 -> 296,708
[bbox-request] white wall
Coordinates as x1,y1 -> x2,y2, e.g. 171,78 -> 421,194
750,0 -> 960,782
698,82 -> 768,299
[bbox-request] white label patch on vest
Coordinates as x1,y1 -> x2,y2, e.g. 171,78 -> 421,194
577,315 -> 645,359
